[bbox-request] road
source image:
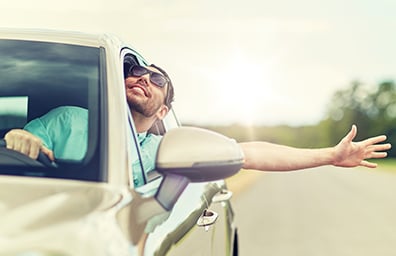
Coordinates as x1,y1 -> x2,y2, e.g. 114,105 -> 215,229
230,167 -> 396,256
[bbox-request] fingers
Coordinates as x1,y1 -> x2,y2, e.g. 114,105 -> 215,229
371,142 -> 392,152
360,160 -> 378,168
41,146 -> 55,161
4,129 -> 43,159
369,152 -> 388,159
362,142 -> 391,161
362,141 -> 391,158
362,135 -> 388,146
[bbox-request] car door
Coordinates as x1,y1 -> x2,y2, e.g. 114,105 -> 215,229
143,180 -> 235,256
135,117 -> 235,256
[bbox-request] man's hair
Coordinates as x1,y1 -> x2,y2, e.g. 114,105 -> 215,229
149,64 -> 175,110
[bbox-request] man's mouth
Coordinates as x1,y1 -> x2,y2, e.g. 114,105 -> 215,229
129,85 -> 148,97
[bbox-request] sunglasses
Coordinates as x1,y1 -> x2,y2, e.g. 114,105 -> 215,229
128,65 -> 168,88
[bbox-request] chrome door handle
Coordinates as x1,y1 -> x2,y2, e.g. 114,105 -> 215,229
212,189 -> 233,203
197,209 -> 219,231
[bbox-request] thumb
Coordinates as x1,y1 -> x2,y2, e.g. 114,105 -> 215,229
344,124 -> 357,142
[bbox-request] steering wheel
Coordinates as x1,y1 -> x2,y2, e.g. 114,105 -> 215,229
0,139 -> 58,168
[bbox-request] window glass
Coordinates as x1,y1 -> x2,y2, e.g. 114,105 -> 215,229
0,96 -> 28,136
0,39 -> 101,181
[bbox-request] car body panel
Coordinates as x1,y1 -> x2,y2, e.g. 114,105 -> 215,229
0,28 -> 239,256
146,181 -> 234,256
0,176 -> 131,255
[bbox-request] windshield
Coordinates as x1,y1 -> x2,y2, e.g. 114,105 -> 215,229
0,39 -> 101,181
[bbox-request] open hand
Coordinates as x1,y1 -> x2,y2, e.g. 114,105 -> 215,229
333,125 -> 391,168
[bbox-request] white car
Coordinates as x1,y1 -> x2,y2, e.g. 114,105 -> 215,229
0,28 -> 243,256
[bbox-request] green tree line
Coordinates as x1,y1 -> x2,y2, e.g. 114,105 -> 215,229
196,80 -> 396,157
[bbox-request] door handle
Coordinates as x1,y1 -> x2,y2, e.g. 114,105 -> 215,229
197,209 -> 218,231
212,189 -> 233,203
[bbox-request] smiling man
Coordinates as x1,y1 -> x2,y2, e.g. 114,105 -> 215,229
4,64 -> 173,186
4,63 -> 392,183
125,65 -> 172,133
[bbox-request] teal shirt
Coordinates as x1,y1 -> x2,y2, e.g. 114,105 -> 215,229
25,106 -> 88,161
24,106 -> 161,187
132,133 -> 162,186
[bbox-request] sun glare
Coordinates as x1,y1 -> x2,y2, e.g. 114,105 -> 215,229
212,52 -> 274,125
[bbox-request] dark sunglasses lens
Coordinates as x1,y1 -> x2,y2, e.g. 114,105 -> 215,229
130,65 -> 148,76
129,65 -> 167,87
150,73 -> 167,87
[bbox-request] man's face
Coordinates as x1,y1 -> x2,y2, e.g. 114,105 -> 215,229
124,66 -> 169,118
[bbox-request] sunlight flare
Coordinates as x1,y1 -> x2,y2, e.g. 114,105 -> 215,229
210,50 -> 274,125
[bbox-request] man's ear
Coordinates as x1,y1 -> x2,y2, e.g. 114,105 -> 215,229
155,105 -> 169,120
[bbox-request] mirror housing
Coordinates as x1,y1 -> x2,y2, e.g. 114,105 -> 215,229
155,126 -> 244,210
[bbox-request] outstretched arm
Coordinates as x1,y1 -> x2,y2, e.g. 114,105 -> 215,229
240,125 -> 391,172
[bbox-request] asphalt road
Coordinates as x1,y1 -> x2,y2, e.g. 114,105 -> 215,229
230,167 -> 396,256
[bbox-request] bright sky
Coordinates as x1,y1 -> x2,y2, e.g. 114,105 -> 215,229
2,0 -> 396,126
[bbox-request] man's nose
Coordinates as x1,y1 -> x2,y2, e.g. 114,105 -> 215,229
137,75 -> 150,86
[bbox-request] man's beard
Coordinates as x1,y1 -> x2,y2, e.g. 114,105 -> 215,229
128,97 -> 162,118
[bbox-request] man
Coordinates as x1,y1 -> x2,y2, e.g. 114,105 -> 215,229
4,64 -> 172,186
4,64 -> 391,177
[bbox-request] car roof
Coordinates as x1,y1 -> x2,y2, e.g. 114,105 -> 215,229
0,27 -> 148,68
0,27 -> 125,49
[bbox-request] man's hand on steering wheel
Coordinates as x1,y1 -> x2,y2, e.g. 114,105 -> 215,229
4,129 -> 54,161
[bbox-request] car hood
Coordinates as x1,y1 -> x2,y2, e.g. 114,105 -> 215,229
0,176 -> 127,255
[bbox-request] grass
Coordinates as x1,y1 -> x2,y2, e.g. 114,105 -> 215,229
372,158 -> 396,172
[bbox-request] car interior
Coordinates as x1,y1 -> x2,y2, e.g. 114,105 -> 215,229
0,39 -> 101,179
0,40 -> 95,138
0,40 -> 169,182
0,79 -> 89,139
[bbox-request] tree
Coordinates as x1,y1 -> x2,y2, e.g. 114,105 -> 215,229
324,80 -> 396,156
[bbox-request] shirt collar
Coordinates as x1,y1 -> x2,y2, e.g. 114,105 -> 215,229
137,132 -> 148,144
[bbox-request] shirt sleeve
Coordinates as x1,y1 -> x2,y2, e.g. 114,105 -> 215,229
24,116 -> 53,149
24,106 -> 88,160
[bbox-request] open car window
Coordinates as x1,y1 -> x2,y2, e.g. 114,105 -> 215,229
122,51 -> 156,188
122,51 -> 181,189
0,39 -> 101,181
122,51 -> 170,188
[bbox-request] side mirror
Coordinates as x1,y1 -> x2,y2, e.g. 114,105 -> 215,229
154,126 -> 244,210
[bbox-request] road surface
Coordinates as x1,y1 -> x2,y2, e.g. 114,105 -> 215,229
230,167 -> 396,256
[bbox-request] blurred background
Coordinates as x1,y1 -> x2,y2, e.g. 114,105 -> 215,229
1,0 -> 395,154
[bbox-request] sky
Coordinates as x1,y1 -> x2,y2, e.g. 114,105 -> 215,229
1,0 -> 396,126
